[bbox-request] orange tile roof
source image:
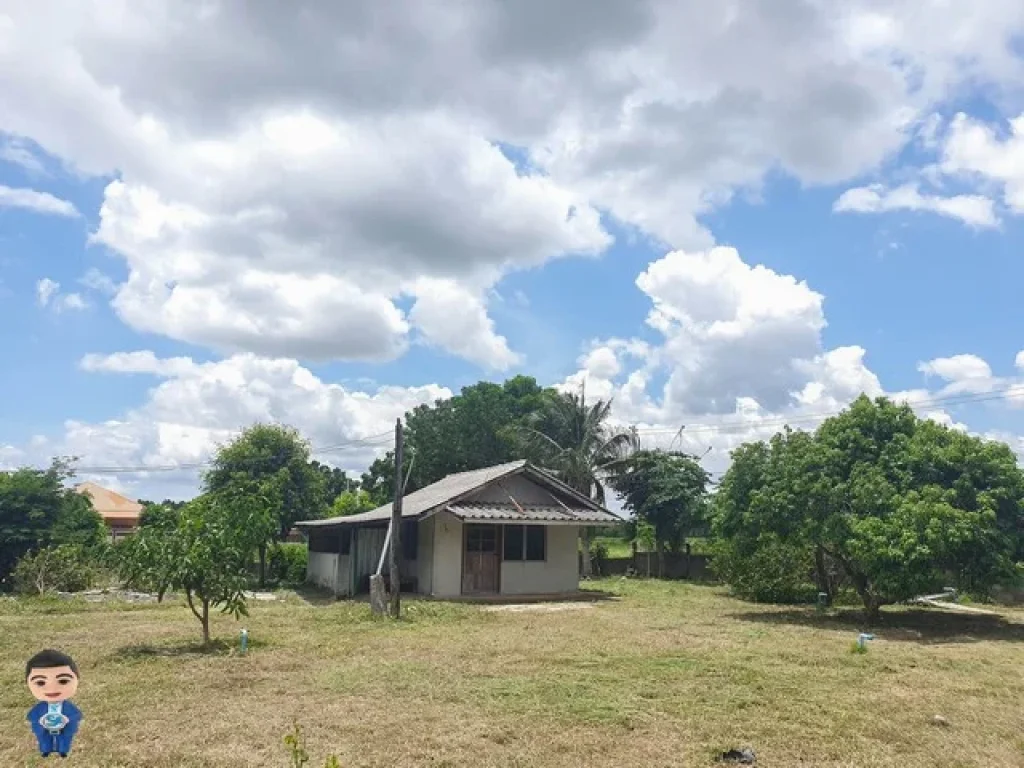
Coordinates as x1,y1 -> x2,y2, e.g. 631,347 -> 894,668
74,482 -> 144,523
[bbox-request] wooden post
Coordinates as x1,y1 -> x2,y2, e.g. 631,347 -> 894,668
388,418 -> 404,619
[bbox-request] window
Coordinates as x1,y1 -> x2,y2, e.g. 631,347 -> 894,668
502,525 -> 545,562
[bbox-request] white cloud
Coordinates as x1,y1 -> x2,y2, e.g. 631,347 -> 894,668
1,1 -> 1023,367
0,138 -> 46,175
559,244 -> 1024,480
409,279 -> 521,370
36,277 -> 88,312
17,352 -> 452,499
833,183 -> 998,228
0,184 -> 77,217
918,354 -> 993,384
78,268 -> 118,295
941,113 -> 1024,213
36,278 -> 59,307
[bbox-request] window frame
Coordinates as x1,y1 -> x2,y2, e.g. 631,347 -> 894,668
502,524 -> 546,562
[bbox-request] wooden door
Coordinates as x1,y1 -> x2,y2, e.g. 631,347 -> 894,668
463,524 -> 500,594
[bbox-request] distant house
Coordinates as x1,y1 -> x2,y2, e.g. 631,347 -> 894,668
74,482 -> 144,541
295,460 -> 619,599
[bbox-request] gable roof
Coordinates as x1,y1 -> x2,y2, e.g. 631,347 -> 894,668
296,460 -> 619,528
74,482 -> 144,522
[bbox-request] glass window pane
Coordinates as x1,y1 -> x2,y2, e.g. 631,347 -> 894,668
503,525 -> 524,560
525,526 -> 546,561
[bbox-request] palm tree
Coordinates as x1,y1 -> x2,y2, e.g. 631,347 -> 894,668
520,386 -> 638,578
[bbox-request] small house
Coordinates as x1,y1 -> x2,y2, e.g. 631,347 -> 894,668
74,482 -> 144,541
295,460 -> 619,599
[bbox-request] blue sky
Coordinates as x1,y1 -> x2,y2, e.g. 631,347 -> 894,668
2,1 -> 1024,498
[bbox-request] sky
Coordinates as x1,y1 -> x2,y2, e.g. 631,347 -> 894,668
2,0 -> 1024,501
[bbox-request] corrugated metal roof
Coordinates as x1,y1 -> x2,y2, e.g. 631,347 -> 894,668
296,460 -> 529,527
446,502 -> 618,524
74,482 -> 144,522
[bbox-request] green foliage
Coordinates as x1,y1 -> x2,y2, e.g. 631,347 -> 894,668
712,395 -> 1024,618
12,545 -> 97,595
360,376 -> 550,502
269,543 -> 308,584
519,387 -> 638,503
284,723 -> 341,768
0,459 -> 106,588
309,461 -> 353,504
205,424 -> 327,539
610,450 -> 711,550
117,493 -> 254,643
330,489 -> 375,517
710,535 -> 818,604
204,424 -> 326,584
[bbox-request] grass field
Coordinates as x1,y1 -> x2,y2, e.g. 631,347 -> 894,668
2,581 -> 1023,767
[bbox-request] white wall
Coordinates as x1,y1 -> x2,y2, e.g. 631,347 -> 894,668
308,552 -> 339,593
416,517 -> 435,595
500,525 -> 580,596
430,510 -> 464,598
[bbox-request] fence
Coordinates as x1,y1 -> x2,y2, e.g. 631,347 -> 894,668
595,552 -> 716,581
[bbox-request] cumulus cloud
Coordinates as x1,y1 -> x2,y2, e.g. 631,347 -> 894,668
833,183 -> 998,228
2,1 -> 1023,367
25,352 -> 452,499
559,245 -> 1024,479
0,184 -> 77,217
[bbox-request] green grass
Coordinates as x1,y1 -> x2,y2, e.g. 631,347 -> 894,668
2,581 -> 1023,767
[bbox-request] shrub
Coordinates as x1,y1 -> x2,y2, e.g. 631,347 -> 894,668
590,541 -> 610,576
12,546 -> 97,595
711,536 -> 818,604
270,543 -> 308,584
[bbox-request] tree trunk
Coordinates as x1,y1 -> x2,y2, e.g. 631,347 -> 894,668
684,541 -> 692,580
656,539 -> 665,579
201,599 -> 211,646
258,543 -> 267,588
580,528 -> 592,579
814,545 -> 832,604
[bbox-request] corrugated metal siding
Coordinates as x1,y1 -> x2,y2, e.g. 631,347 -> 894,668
446,502 -> 616,524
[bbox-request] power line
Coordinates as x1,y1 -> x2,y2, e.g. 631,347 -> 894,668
68,430 -> 395,476
630,384 -> 1024,437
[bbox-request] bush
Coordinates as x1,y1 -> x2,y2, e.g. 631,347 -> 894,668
711,536 -> 818,604
269,543 -> 308,584
12,546 -> 97,595
590,541 -> 610,576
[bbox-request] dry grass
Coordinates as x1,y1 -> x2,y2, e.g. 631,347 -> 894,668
2,581 -> 1023,767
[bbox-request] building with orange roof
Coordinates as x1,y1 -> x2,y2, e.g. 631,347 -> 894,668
74,482 -> 144,541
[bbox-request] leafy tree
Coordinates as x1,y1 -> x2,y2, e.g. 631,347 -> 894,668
119,493 -> 254,644
12,545 -> 97,595
330,489 -> 376,517
519,387 -> 638,577
712,396 -> 1024,619
0,459 -> 105,588
117,502 -> 184,601
610,450 -> 711,577
204,424 -> 327,585
361,376 -> 550,502
309,461 -> 353,502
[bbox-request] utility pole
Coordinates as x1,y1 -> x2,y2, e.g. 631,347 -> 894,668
388,418 -> 404,619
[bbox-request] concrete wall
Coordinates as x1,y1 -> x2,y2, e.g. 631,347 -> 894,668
467,474 -> 575,506
308,552 -> 339,593
500,525 -> 580,596
430,510 -> 464,598
416,516 -> 435,595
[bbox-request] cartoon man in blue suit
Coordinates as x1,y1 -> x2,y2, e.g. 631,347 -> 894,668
25,649 -> 83,758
